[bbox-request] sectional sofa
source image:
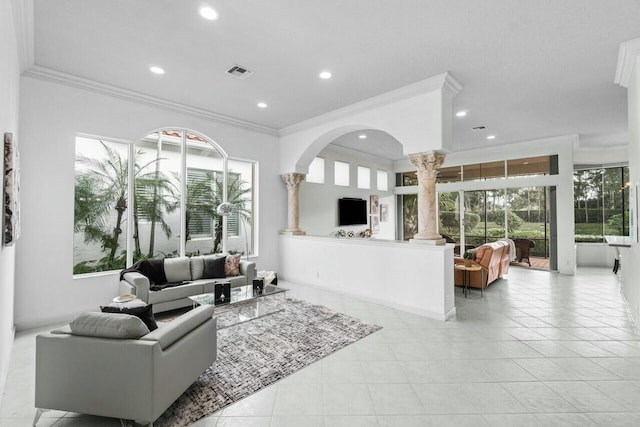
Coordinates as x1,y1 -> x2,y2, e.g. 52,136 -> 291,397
120,254 -> 256,313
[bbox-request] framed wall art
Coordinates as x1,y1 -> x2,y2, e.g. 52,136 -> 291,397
370,195 -> 379,214
380,204 -> 388,222
371,215 -> 380,233
3,132 -> 20,246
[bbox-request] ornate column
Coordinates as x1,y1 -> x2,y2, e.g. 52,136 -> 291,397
408,151 -> 446,245
281,172 -> 306,235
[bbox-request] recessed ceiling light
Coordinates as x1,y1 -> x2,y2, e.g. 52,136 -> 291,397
319,71 -> 332,79
149,66 -> 165,75
199,6 -> 219,20
257,102 -> 268,108
523,161 -> 529,165
455,111 -> 467,117
486,135 -> 496,140
358,134 -> 367,139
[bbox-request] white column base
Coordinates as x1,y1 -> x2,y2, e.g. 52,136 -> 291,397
409,237 -> 446,245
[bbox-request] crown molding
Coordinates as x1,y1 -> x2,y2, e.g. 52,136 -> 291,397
10,0 -> 34,72
615,38 -> 640,88
22,65 -> 279,136
280,72 -> 463,137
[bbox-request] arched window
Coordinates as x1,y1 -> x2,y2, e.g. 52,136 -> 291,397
73,128 -> 255,275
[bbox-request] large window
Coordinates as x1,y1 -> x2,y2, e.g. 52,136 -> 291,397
357,166 -> 370,189
306,157 -> 325,184
73,130 -> 255,275
574,166 -> 630,242
74,138 -> 130,273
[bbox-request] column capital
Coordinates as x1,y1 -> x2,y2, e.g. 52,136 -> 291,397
408,151 -> 446,180
281,172 -> 305,189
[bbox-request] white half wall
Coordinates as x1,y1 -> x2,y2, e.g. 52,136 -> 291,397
576,243 -> 617,268
15,76 -> 284,330
299,144 -> 395,239
279,235 -> 455,320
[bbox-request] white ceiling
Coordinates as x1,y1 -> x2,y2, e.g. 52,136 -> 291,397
31,0 -> 640,155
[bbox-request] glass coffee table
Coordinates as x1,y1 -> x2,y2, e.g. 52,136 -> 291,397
189,284 -> 288,330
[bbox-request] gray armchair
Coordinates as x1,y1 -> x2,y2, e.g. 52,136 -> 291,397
34,305 -> 217,426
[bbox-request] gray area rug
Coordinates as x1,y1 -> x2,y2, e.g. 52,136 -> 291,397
156,298 -> 382,427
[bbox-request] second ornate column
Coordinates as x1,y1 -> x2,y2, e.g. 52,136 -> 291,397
281,172 -> 306,235
408,151 -> 446,245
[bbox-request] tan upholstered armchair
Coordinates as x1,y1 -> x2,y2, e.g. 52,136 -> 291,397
454,240 -> 510,289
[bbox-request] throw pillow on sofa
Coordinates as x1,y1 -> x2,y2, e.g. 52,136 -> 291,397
203,255 -> 226,279
101,303 -> 158,331
225,254 -> 241,276
164,257 -> 192,283
70,312 -> 150,339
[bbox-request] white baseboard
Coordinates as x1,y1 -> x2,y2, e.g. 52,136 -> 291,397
280,279 -> 454,322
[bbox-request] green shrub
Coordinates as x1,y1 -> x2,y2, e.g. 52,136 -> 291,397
493,209 -> 523,232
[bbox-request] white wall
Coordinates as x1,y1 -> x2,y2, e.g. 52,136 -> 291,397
299,145 -> 395,239
622,55 -> 640,322
279,73 -> 460,174
15,77 -> 284,330
0,0 -> 21,405
394,135 -> 577,274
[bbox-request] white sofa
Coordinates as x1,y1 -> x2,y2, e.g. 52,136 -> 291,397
120,255 -> 256,313
34,305 -> 217,426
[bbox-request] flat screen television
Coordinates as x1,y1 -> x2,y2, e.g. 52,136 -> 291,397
338,198 -> 367,226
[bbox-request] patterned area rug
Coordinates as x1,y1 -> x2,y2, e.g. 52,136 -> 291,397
156,298 -> 382,427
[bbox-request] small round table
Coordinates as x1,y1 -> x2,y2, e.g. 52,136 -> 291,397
455,263 -> 483,298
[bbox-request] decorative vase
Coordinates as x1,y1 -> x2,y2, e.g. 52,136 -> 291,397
464,259 -> 472,267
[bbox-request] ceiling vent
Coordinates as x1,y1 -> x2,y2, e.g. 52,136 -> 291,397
226,65 -> 254,79
472,126 -> 486,131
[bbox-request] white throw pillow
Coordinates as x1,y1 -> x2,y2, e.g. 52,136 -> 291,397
190,256 -> 205,280
70,312 -> 150,339
164,257 -> 192,283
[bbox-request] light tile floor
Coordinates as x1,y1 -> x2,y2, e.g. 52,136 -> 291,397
3,267 -> 640,426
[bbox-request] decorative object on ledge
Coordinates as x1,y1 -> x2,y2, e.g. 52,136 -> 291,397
463,251 -> 474,267
334,229 -> 372,238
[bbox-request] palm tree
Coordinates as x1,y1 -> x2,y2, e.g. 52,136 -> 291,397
134,156 -> 178,258
75,142 -> 178,269
75,142 -> 128,266
212,175 -> 252,253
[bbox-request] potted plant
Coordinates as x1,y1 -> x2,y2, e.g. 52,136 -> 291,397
463,251 -> 474,267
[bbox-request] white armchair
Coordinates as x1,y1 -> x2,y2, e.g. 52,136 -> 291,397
34,305 -> 217,426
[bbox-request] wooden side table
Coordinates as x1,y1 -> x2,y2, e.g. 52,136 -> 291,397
455,263 -> 484,297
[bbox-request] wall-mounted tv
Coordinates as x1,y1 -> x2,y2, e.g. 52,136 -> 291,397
338,198 -> 367,226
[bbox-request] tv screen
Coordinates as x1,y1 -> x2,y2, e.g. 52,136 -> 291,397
338,198 -> 367,226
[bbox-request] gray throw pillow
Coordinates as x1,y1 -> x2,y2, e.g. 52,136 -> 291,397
70,312 -> 150,339
190,256 -> 205,280
164,257 -> 192,283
